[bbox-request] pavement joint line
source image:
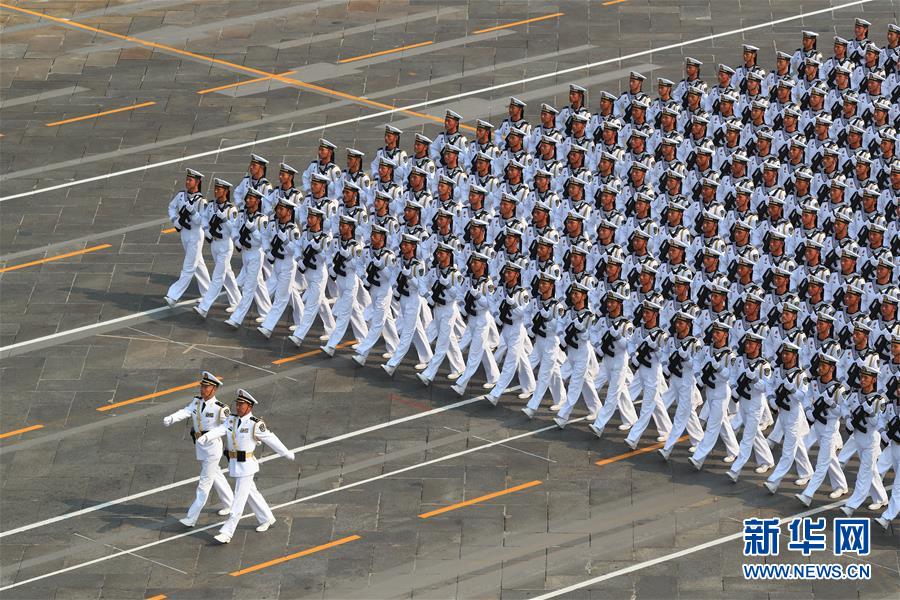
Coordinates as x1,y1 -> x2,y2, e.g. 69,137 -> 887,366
530,500 -> 846,600
0,243 -> 111,273
0,388 -> 505,538
44,101 -> 156,127
0,418 -> 577,591
71,533 -> 188,575
228,534 -> 361,576
0,424 -> 44,439
196,70 -> 298,95
418,480 -> 543,518
442,425 -> 556,462
97,380 -> 200,412
472,12 -> 564,35
0,0 -> 874,201
338,41 -> 434,64
0,3 -> 459,139
595,435 -> 689,466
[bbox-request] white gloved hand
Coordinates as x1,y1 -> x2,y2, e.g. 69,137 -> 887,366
287,452 -> 296,461
195,434 -> 208,445
163,416 -> 174,427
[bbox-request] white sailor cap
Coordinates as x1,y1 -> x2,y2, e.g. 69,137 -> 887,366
276,197 -> 297,210
441,143 -> 462,154
236,389 -> 257,405
435,207 -> 455,219
370,223 -> 389,236
569,280 -> 592,294
642,293 -> 664,311
346,147 -> 365,157
860,354 -> 881,376
475,119 -> 494,130
532,199 -> 552,213
503,260 -> 523,272
438,174 -> 456,187
505,158 -> 525,170
780,339 -> 801,353
803,30 -> 819,38
213,178 -> 232,189
572,112 -> 589,123
605,281 -> 630,301
249,154 -> 269,165
507,126 -> 527,137
401,232 -> 421,244
532,167 -> 553,179
747,69 -> 764,81
414,133 -> 433,145
804,56 -> 822,67
603,119 -> 623,131
657,77 -> 675,86
342,180 -> 362,193
339,214 -> 357,226
306,205 -> 325,218
743,326 -> 767,342
816,306 -> 836,322
735,249 -> 759,267
834,35 -> 849,45
468,219 -> 488,231
743,285 -> 765,303
631,96 -> 651,109
500,192 -> 519,204
599,90 -> 618,101
721,91 -> 739,104
776,51 -> 792,61
379,156 -> 398,168
445,109 -> 463,120
404,198 -> 424,210
279,162 -> 298,175
468,183 -> 488,196
435,240 -> 456,254
540,103 -> 559,115
509,96 -> 527,107
570,243 -> 590,255
889,23 -> 900,34
245,187 -> 264,199
711,316 -> 733,331
570,83 -> 587,94
743,44 -> 759,52
708,275 -> 731,295
318,138 -> 337,150
383,124 -> 402,136
567,176 -> 588,188
310,172 -> 330,183
200,371 -> 222,387
185,168 -> 204,179
779,295 -> 802,315
641,258 -> 660,274
539,134 -> 559,146
718,63 -> 735,75
373,189 -> 393,201
685,56 -> 703,66
630,71 -> 646,81
855,17 -> 871,27
818,343 -> 841,365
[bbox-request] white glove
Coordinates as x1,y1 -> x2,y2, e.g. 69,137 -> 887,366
287,452 -> 296,461
195,434 -> 209,444
163,416 -> 174,427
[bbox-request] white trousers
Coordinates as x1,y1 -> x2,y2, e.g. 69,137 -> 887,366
488,323 -> 534,399
386,296 -> 432,368
801,418 -> 848,497
692,384 -> 740,465
292,274 -> 334,342
261,263 -> 298,331
526,335 -> 564,410
230,250 -> 271,325
844,429 -> 888,510
422,305 -> 465,380
355,287 -> 398,358
326,275 -> 368,348
186,458 -> 233,524
767,405 -> 813,486
197,241 -> 240,312
880,442 -> 900,521
625,364 -> 672,445
728,395 -> 775,476
662,376 -> 704,452
219,474 -> 274,538
167,233 -> 210,301
557,346 -> 600,421
455,313 -> 499,392
591,354 -> 637,433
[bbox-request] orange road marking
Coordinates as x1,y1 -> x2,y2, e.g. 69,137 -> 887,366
472,12 -> 564,35
0,244 -> 111,273
418,480 -> 542,518
0,4 -> 454,129
602,0 -> 629,5
229,535 -> 361,576
0,424 -> 44,440
145,595 -> 167,600
161,227 -> 177,234
595,435 -> 689,466
197,70 -> 297,95
338,40 -> 434,64
98,381 -> 199,412
272,340 -> 355,365
45,101 -> 156,127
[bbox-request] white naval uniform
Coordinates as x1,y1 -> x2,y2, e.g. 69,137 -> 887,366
556,307 -> 601,423
386,257 -> 433,369
589,315 -> 638,436
487,284 -> 535,401
727,355 -> 776,477
691,345 -> 741,466
879,407 -> 900,523
659,334 -> 705,454
420,266 -> 466,381
164,395 -> 233,524
291,229 -> 335,343
765,367 -> 814,488
843,391 -> 888,511
260,221 -> 301,332
355,246 -> 399,359
325,237 -> 369,348
197,200 -> 241,313
624,326 -> 673,446
198,413 -> 294,539
800,379 -> 849,499
166,190 -> 211,301
454,276 -> 500,393
525,295 -> 565,412
229,210 -> 272,325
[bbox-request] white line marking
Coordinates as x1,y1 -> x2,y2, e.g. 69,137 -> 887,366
0,418 -> 576,591
0,0 -> 873,201
72,532 -> 188,575
0,388 -> 519,539
443,425 -> 556,462
530,501 -> 845,599
0,298 -> 200,356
